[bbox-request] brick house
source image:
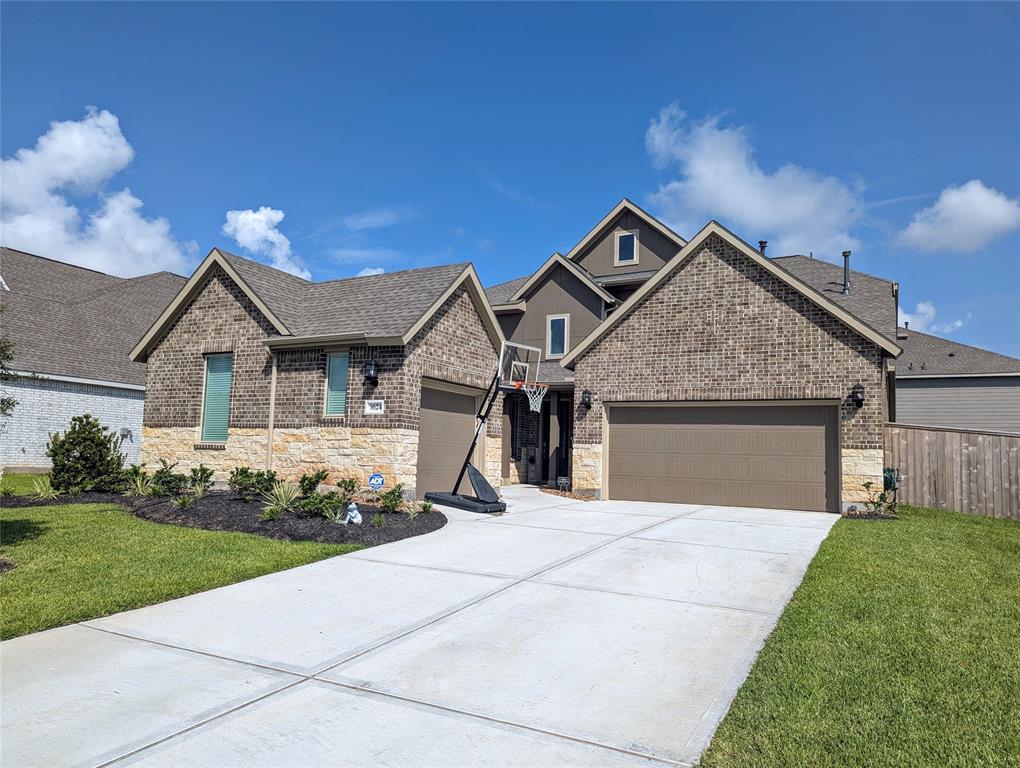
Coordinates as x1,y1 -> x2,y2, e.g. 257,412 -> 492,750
131,249 -> 504,498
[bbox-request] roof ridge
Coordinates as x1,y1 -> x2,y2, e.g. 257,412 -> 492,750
0,245 -> 123,279
902,327 -> 1020,362
771,254 -> 896,285
307,261 -> 470,288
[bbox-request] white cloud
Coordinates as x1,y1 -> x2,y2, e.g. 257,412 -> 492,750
0,107 -> 195,276
341,207 -> 416,232
898,300 -> 971,335
222,206 -> 310,279
898,180 -> 1020,253
356,266 -> 385,277
645,103 -> 862,257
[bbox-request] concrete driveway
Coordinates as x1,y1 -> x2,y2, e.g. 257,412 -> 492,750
1,486 -> 837,767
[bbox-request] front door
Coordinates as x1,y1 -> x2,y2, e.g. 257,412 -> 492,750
556,397 -> 572,481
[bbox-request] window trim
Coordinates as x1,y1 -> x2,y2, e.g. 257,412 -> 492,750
199,352 -> 233,444
323,351 -> 350,417
613,230 -> 640,266
545,313 -> 569,360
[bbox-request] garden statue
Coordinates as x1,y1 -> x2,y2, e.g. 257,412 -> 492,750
342,502 -> 362,525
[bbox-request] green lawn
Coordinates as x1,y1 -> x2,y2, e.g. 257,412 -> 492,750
1,480 -> 359,639
1,470 -> 45,496
699,506 -> 1020,767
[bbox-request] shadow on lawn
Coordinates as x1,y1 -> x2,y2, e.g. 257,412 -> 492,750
0,518 -> 48,547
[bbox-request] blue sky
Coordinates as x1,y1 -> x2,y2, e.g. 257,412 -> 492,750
2,2 -> 1018,355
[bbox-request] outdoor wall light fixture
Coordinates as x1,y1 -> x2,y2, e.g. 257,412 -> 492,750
365,360 -> 379,386
850,383 -> 865,409
580,390 -> 593,410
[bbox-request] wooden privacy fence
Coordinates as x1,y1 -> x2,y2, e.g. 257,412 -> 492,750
884,423 -> 1020,520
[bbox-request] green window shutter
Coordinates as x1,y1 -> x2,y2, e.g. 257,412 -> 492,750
201,353 -> 233,442
325,352 -> 349,416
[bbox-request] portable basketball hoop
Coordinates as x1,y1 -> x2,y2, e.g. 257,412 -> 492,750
423,342 -> 547,515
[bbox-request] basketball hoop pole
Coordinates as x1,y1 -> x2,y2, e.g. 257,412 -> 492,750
450,371 -> 501,495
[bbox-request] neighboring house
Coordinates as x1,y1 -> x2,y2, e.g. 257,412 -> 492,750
0,247 -> 186,469
894,329 -> 1020,433
130,249 -> 503,497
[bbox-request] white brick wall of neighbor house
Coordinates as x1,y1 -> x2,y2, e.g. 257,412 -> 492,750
1,377 -> 144,469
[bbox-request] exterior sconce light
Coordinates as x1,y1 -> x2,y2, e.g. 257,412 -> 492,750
365,360 -> 379,386
850,383 -> 865,409
580,390 -> 593,411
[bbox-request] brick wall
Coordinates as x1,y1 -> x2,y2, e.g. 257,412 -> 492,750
571,233 -> 887,500
2,377 -> 144,468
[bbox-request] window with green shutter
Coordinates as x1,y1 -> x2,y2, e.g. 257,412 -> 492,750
201,353 -> 233,442
325,352 -> 349,416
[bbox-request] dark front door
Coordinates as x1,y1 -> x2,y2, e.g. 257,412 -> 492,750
540,398 -> 550,484
556,397 -> 572,481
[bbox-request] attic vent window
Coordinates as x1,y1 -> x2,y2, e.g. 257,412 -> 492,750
614,231 -> 639,266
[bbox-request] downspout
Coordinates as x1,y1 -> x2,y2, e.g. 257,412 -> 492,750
265,351 -> 278,470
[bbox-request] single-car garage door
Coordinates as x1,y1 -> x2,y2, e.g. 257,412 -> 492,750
607,403 -> 839,512
416,383 -> 481,496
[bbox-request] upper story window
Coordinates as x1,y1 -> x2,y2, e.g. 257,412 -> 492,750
325,352 -> 350,416
546,314 -> 569,359
614,230 -> 639,266
201,353 -> 233,443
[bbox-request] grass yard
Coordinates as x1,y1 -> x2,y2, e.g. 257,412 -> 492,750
1,485 -> 359,639
700,506 -> 1020,768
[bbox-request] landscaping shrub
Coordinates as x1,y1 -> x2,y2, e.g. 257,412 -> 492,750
371,513 -> 385,528
298,490 -> 343,518
31,477 -> 60,501
46,414 -> 125,493
260,481 -> 301,520
124,468 -> 153,498
419,499 -> 434,514
335,477 -> 358,507
151,459 -> 189,497
172,493 -> 194,510
379,484 -> 405,512
298,469 -> 329,497
189,464 -> 214,495
229,467 -> 277,502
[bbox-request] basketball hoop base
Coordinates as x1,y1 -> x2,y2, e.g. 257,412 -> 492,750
424,492 -> 506,514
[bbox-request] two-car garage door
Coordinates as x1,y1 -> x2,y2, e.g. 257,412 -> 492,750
607,403 -> 839,513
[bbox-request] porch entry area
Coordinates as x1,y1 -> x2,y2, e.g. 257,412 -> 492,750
501,390 -> 573,488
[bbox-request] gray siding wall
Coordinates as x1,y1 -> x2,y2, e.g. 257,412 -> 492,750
896,376 -> 1020,434
502,264 -> 604,359
1,377 -> 145,469
574,211 -> 679,276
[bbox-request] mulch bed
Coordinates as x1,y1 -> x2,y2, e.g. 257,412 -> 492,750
539,487 -> 591,501
0,555 -> 13,574
1,490 -> 447,546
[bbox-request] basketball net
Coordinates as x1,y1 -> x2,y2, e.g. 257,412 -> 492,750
515,380 -> 548,412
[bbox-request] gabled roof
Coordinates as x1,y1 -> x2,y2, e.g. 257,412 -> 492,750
896,329 -> 1020,378
565,198 -> 687,262
1,246 -> 187,386
772,255 -> 898,342
485,275 -> 530,305
560,221 -> 903,368
504,252 -> 617,305
131,249 -> 502,361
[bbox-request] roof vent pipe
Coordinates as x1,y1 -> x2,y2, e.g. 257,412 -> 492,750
842,250 -> 851,295
758,240 -> 767,255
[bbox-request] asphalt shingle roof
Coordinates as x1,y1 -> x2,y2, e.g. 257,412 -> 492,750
484,275 -> 530,305
1,247 -> 187,386
217,250 -> 472,340
896,329 -> 1020,377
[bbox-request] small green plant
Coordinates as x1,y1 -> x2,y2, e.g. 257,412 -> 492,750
379,483 -> 405,513
405,503 -> 421,521
229,467 -> 277,502
298,469 -> 330,497
859,481 -> 898,519
371,513 -> 385,528
46,413 -> 125,493
260,481 -> 301,520
298,490 -> 342,518
0,480 -> 13,496
190,482 -> 208,501
419,499 -> 434,514
335,477 -> 358,507
125,470 -> 153,498
189,464 -> 214,495
323,505 -> 346,524
172,493 -> 194,510
31,477 -> 60,501
151,459 -> 189,497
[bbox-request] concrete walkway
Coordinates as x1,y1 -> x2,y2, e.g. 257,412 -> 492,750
1,486 -> 837,767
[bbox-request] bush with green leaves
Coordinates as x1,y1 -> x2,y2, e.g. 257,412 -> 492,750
172,493 -> 195,509
189,464 -> 214,495
46,414 -> 125,493
260,481 -> 301,520
379,483 -> 405,513
298,469 -> 329,497
151,459 -> 189,497
229,467 -> 277,502
298,490 -> 342,518
419,499 -> 434,514
370,513 -> 385,528
335,477 -> 358,507
125,469 -> 153,498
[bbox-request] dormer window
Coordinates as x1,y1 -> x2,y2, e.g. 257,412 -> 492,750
614,231 -> 639,266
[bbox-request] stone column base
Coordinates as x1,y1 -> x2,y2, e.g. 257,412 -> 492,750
571,443 -> 603,498
841,448 -> 884,509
